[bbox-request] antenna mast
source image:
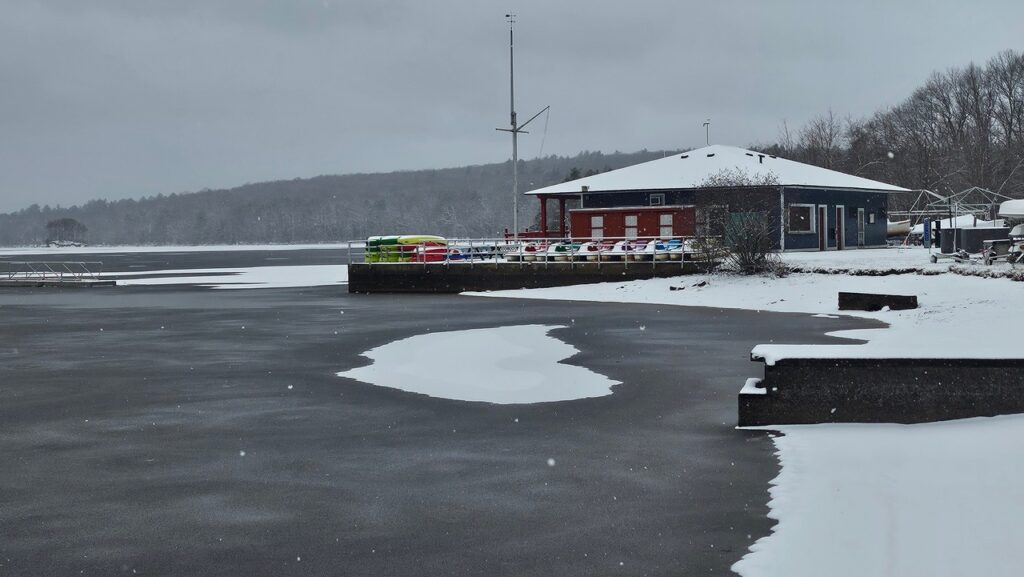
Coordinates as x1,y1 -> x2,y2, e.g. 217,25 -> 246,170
496,14 -> 549,240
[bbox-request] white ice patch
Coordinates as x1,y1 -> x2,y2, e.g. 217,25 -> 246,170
733,415 -> 1024,577
336,324 -> 619,404
114,265 -> 347,289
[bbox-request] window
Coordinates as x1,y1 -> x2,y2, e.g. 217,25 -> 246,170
590,216 -> 604,240
624,214 -> 638,239
869,213 -> 876,224
649,193 -> 665,206
787,204 -> 815,234
659,213 -> 673,238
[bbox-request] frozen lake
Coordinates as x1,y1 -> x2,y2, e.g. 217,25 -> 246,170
0,246 -> 876,576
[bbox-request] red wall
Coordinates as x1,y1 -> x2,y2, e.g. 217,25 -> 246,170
569,207 -> 696,240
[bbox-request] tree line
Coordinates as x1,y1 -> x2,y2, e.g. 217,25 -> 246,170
0,151 -> 662,246
761,49 -> 1024,210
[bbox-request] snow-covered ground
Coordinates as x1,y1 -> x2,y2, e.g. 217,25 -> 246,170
467,247 -> 1024,577
781,245 -> 947,271
468,248 -> 1021,362
337,325 -> 619,404
732,416 -> 1024,577
111,265 -> 347,289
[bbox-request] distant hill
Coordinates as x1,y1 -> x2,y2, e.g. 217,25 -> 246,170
0,149 -> 680,246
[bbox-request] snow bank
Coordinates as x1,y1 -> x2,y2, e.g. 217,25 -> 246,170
467,253 -> 1022,361
114,264 -> 347,289
733,415 -> 1024,577
336,325 -> 620,404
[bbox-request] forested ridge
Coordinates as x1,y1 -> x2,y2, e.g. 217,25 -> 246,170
2,49 -> 1022,246
0,150 -> 669,246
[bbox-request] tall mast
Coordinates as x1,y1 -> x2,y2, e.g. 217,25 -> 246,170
509,14 -> 518,239
496,14 -> 548,240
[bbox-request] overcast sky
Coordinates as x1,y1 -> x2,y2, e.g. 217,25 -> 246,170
2,0 -> 1023,213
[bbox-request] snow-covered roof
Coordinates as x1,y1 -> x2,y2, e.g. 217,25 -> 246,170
998,199 -> 1024,217
525,145 -> 911,195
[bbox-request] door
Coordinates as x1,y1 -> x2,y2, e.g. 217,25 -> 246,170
835,206 -> 845,250
817,205 -> 828,251
857,208 -> 866,247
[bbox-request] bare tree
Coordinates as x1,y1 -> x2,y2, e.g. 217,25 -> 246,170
698,169 -> 784,275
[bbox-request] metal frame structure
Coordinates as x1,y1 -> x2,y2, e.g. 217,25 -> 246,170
1,261 -> 103,281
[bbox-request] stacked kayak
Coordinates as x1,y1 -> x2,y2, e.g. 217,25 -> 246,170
366,235 -> 446,262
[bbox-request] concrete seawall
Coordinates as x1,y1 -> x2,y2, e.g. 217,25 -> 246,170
348,261 -> 709,293
739,356 -> 1024,425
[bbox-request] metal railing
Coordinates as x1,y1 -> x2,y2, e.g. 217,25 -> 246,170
346,235 -> 725,271
1,261 -> 104,281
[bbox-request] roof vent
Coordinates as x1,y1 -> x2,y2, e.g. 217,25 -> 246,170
769,155 -> 777,159
706,153 -> 715,157
680,154 -> 689,159
745,152 -> 753,157
758,154 -> 765,164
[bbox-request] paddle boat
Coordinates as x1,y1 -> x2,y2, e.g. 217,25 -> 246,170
576,241 -> 608,261
603,240 -> 636,261
634,239 -> 670,261
506,241 -> 546,262
541,242 -> 579,262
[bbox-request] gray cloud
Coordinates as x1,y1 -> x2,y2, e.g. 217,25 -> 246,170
2,0 -> 1023,212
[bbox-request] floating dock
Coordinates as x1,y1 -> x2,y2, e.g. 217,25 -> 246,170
0,279 -> 116,288
0,261 -> 114,288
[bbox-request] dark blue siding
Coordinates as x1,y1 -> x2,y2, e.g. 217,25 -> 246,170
782,188 -> 889,250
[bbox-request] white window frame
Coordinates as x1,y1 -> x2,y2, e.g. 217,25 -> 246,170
787,203 -> 816,234
649,193 -> 665,206
590,215 -> 604,240
624,214 -> 638,239
658,213 -> 673,238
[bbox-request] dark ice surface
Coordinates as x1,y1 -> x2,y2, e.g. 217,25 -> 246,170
0,249 -> 876,576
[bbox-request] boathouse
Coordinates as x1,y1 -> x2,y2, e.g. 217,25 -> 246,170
524,144 -> 910,251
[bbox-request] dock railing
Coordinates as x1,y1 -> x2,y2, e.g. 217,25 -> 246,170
1,261 -> 104,281
346,236 -> 726,270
